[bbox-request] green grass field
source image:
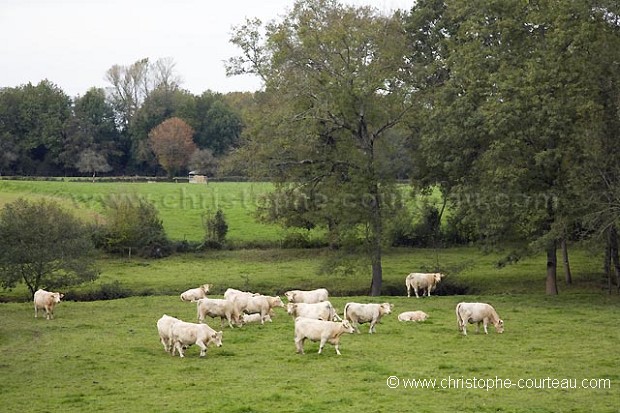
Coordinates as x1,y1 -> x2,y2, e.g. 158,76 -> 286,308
0,180 -> 618,412
1,294 -> 618,412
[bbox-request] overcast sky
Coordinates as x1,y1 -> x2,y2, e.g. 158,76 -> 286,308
1,0 -> 413,98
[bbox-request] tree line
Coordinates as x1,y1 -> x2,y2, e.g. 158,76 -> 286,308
1,0 -> 620,295
0,57 -> 247,178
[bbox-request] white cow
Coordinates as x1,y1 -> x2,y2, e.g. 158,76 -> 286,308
242,313 -> 272,324
223,288 -> 260,301
405,272 -> 444,298
33,289 -> 64,320
169,320 -> 223,357
287,301 -> 341,321
294,317 -> 355,355
196,297 -> 240,328
284,288 -> 329,304
234,295 -> 284,324
180,284 -> 212,302
344,302 -> 393,334
456,302 -> 504,335
157,314 -> 181,352
397,310 -> 429,322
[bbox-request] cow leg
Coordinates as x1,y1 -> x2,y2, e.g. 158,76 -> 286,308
46,307 -> 52,320
318,338 -> 327,354
197,342 -> 207,357
334,343 -> 342,356
407,285 -> 411,298
414,288 -> 420,298
369,320 -> 376,334
483,320 -> 489,334
295,337 -> 305,354
475,322 -> 481,334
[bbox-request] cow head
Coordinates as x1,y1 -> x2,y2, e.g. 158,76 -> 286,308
434,273 -> 444,283
341,320 -> 355,334
272,296 -> 285,308
381,303 -> 393,314
495,319 -> 504,334
53,293 -> 64,303
212,331 -> 223,347
286,303 -> 297,315
201,284 -> 212,293
284,291 -> 295,302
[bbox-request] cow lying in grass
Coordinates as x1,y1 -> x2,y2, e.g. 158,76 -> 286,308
397,310 -> 429,322
180,284 -> 212,302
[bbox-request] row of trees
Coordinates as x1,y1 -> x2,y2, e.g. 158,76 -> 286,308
0,58 -> 246,177
226,0 -> 620,295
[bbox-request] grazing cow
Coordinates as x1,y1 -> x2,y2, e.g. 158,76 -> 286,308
223,288 -> 260,301
33,289 -> 64,320
169,320 -> 223,358
405,272 -> 444,298
180,284 -> 212,302
242,313 -> 272,324
456,302 -> 504,336
157,314 -> 181,352
344,302 -> 393,334
284,288 -> 329,304
287,301 -> 341,321
234,294 -> 284,324
196,297 -> 240,328
397,310 -> 429,322
294,317 -> 355,355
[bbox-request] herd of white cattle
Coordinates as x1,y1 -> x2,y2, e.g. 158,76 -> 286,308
32,271 -> 504,358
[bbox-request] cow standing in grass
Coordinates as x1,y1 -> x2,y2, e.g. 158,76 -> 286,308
456,302 -> 504,335
405,273 -> 444,298
294,317 -> 355,355
34,289 -> 64,320
344,302 -> 393,334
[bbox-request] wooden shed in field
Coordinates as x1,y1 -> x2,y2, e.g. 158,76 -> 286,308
188,171 -> 207,184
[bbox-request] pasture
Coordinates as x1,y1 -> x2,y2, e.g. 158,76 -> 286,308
0,179 -> 618,411
1,294 -> 618,412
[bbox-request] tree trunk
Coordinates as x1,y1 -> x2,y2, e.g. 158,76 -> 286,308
546,241 -> 558,295
369,182 -> 383,296
561,238 -> 572,285
605,229 -> 612,294
609,225 -> 620,293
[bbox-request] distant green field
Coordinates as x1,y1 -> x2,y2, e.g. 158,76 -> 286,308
0,180 -> 282,242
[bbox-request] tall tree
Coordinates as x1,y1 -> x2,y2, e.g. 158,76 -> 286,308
228,0 -> 412,295
405,0 -> 620,294
0,198 -> 98,297
148,117 -> 197,177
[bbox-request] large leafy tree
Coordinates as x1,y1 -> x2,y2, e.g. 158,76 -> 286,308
227,0 -> 413,295
405,0 -> 620,293
0,198 -> 98,297
0,80 -> 71,175
148,117 -> 197,177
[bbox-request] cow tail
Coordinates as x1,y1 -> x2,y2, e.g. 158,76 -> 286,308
343,303 -> 350,320
455,303 -> 463,328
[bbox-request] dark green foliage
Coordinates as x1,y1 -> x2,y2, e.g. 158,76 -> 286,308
200,209 -> 229,249
99,197 -> 171,258
0,198 -> 98,296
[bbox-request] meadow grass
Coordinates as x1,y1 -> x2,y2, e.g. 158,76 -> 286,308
1,294 -> 618,412
0,180 -> 618,412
